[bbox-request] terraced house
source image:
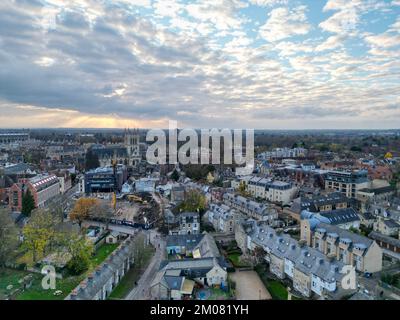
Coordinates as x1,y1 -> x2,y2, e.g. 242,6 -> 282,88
66,237 -> 136,300
241,221 -> 350,298
235,175 -> 298,205
300,220 -> 382,273
285,192 -> 352,222
204,203 -> 237,234
223,193 -> 278,224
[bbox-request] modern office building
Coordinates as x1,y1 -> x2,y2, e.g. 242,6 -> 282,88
84,165 -> 127,194
325,170 -> 369,198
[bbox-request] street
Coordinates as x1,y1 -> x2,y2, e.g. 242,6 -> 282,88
125,230 -> 166,300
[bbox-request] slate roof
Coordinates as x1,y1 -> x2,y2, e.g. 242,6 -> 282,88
207,203 -> 235,222
3,163 -> 31,175
166,234 -> 204,250
223,193 -> 274,217
318,208 -> 360,225
248,222 -> 344,283
369,231 -> 400,248
382,219 -> 400,229
193,233 -> 221,258
164,276 -> 184,290
67,238 -> 134,300
358,186 -> 396,195
155,257 -> 228,285
180,212 -> 199,223
290,192 -> 349,214
312,222 -> 374,254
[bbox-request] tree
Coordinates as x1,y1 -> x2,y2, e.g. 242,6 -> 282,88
92,201 -> 113,229
70,198 -> 100,228
85,150 -> 100,171
253,246 -> 266,265
238,181 -> 250,197
21,188 -> 35,216
0,209 -> 18,266
171,169 -> 180,182
181,190 -> 207,213
64,234 -> 94,275
22,209 -> 59,263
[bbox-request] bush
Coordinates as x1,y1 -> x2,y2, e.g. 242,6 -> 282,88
226,248 -> 242,255
17,263 -> 27,271
66,256 -> 90,275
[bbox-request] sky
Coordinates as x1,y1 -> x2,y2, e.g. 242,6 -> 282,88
0,0 -> 399,129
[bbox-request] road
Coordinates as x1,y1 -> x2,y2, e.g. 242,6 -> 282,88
125,230 -> 166,300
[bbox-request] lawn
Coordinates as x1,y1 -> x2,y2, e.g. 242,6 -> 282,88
11,243 -> 120,300
108,246 -> 155,300
255,265 -> 304,300
265,280 -> 288,300
227,253 -> 250,268
90,243 -> 120,267
16,274 -> 86,300
0,268 -> 33,300
208,287 -> 232,300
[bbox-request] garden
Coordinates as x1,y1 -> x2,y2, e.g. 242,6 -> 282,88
0,242 -> 120,300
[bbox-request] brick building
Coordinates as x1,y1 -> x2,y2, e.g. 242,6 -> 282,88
9,174 -> 60,212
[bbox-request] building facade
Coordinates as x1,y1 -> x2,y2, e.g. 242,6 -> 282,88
223,193 -> 278,223
300,220 -> 382,273
325,170 -> 369,198
9,174 -> 60,212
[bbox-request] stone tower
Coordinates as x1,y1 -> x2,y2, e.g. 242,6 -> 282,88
124,128 -> 141,166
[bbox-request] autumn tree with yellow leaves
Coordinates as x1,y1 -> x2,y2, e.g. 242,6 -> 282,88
70,198 -> 100,228
22,209 -> 59,263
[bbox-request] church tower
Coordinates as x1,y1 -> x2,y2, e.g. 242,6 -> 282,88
124,128 -> 141,166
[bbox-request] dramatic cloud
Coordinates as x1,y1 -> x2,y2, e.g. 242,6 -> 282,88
0,0 -> 399,129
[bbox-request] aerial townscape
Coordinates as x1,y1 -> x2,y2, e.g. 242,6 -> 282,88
0,129 -> 399,301
0,0 -> 399,313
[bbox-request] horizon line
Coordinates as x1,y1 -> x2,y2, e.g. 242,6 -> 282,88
0,127 -> 400,131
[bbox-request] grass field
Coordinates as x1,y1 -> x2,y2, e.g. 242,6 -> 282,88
16,274 -> 86,300
1,242 -> 120,300
0,269 -> 31,300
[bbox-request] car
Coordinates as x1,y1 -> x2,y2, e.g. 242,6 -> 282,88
364,272 -> 372,278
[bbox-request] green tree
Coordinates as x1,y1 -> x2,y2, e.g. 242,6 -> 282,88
21,188 -> 35,216
22,209 -> 59,263
0,209 -> 19,266
171,169 -> 180,182
181,190 -> 207,213
64,234 -> 94,275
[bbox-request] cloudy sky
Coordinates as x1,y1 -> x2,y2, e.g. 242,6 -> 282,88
0,0 -> 399,129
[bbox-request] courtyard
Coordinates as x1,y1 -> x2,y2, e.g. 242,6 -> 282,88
230,271 -> 271,300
